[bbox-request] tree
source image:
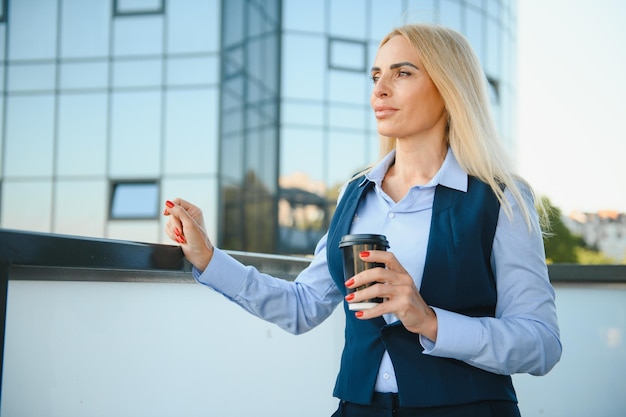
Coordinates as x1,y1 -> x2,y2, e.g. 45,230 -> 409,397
542,197 -> 584,263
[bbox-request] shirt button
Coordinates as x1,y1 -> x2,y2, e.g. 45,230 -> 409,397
383,373 -> 390,380
388,212 -> 395,219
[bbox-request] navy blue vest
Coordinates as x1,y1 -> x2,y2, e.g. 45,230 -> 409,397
326,176 -> 517,407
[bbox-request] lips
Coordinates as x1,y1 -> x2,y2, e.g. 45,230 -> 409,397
373,103 -> 398,119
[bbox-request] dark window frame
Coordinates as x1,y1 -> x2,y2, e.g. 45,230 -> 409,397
327,37 -> 368,73
113,0 -> 165,17
109,180 -> 160,220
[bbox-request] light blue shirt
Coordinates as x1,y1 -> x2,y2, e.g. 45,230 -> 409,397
194,149 -> 562,392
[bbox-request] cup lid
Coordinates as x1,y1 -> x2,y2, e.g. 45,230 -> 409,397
339,233 -> 389,248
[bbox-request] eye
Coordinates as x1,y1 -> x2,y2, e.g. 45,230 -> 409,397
371,74 -> 380,84
398,70 -> 412,77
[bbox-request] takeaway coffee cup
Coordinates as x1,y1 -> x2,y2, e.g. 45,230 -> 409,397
339,234 -> 390,311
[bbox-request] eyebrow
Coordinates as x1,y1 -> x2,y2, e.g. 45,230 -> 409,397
370,61 -> 419,72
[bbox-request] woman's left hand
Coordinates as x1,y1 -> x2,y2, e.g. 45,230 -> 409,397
345,250 -> 438,340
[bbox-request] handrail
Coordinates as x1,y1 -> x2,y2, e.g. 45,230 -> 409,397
1,228 -> 625,409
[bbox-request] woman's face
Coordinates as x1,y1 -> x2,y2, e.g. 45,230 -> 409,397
370,35 -> 447,142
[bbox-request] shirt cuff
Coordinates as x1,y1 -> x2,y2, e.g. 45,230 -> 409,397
420,307 -> 482,361
192,248 -> 247,298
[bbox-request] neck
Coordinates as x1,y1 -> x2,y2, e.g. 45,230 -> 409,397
391,137 -> 447,186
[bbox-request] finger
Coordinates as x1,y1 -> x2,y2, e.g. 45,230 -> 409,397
359,250 -> 408,274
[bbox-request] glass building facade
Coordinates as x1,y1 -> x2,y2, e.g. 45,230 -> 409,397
0,0 -> 517,255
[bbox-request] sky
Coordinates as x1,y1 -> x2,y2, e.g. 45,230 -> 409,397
516,0 -> 626,214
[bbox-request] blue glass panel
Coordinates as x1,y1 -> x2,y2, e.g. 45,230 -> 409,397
110,182 -> 159,219
167,56 -> 219,86
167,0 -> 219,53
283,0 -> 324,33
57,93 -> 108,176
8,0 -> 57,60
8,64 -> 55,92
281,34 -> 325,100
330,0 -> 366,38
329,39 -> 367,72
60,61 -> 109,90
113,16 -> 163,56
110,91 -> 162,177
405,0 -> 435,23
61,0 -> 109,58
5,95 -> 55,177
113,59 -> 162,88
440,0 -> 462,32
116,0 -> 162,14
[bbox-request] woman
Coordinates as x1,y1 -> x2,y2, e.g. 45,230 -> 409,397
164,24 -> 561,417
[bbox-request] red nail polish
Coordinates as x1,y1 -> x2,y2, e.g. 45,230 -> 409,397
176,235 -> 186,244
174,228 -> 182,236
163,208 -> 170,216
345,293 -> 355,301
355,311 -> 364,318
360,251 -> 370,258
345,278 -> 355,287
165,200 -> 175,208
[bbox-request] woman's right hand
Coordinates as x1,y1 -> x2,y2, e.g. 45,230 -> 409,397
163,198 -> 214,271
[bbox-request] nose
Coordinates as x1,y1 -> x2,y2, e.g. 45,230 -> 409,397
372,76 -> 390,98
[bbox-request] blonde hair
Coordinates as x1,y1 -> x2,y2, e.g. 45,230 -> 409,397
376,24 -> 545,232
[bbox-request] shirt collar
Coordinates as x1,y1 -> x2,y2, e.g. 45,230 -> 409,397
365,147 -> 468,192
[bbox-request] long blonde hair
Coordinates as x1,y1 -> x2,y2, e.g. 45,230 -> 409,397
377,24 -> 544,231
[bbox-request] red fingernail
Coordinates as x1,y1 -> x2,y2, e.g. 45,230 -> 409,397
174,228 -> 182,236
165,200 -> 175,208
175,235 -> 186,244
355,311 -> 364,318
345,293 -> 355,301
360,251 -> 370,258
163,209 -> 170,215
345,278 -> 355,287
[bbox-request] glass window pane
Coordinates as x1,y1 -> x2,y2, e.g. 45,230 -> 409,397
283,0 -> 324,33
328,104 -> 367,130
282,34 -> 325,100
8,0 -> 57,60
0,26 -> 6,60
113,59 -> 162,88
164,89 -> 219,175
113,16 -> 163,56
280,128 -> 324,184
110,91 -> 162,177
281,100 -> 324,127
8,63 -> 55,92
465,7 -> 485,65
167,56 -> 219,86
485,18 -> 500,76
110,182 -> 159,219
327,131 -> 367,187
222,0 -> 245,47
405,0 -> 435,23
5,95 -> 55,177
330,0 -> 366,38
57,93 -> 108,176
116,0 -> 163,14
329,39 -> 367,72
60,61 -> 109,90
328,71 -> 367,104
440,0 -> 462,32
167,0 -> 216,53
167,0 -> 219,53
1,180 -> 53,232
61,0 -> 109,58
54,180 -> 107,237
369,0 -> 404,42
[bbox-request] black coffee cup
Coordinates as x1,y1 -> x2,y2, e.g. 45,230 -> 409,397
339,234 -> 390,311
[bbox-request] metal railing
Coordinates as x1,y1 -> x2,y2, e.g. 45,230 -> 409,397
1,229 -> 625,416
